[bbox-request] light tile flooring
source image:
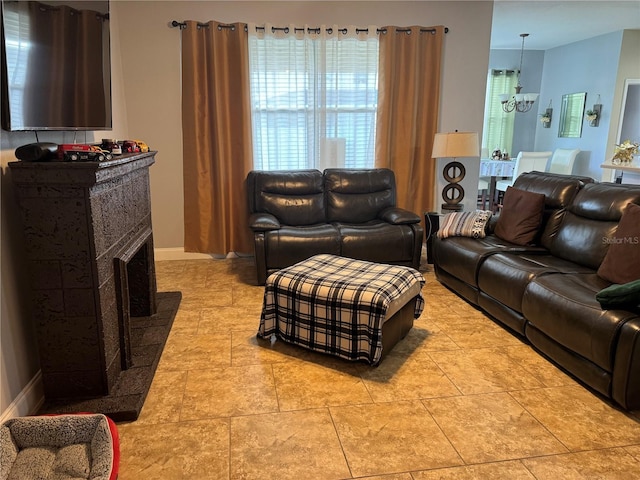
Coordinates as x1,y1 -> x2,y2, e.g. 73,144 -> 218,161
117,256 -> 640,479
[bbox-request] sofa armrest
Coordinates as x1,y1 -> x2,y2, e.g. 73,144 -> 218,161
486,214 -> 499,234
612,316 -> 640,410
249,213 -> 281,232
379,207 -> 421,225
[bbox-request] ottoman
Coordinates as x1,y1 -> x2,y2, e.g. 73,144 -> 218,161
258,254 -> 425,365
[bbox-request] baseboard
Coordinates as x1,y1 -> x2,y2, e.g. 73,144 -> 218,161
154,248 -> 253,261
0,371 -> 44,422
154,247 -> 219,261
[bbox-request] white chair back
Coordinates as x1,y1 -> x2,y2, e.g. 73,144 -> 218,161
496,151 -> 552,192
548,148 -> 580,175
515,151 -> 553,176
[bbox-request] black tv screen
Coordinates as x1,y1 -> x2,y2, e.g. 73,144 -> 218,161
1,0 -> 112,131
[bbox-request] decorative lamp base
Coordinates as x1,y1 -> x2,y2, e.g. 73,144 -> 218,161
441,160 -> 466,214
441,203 -> 463,213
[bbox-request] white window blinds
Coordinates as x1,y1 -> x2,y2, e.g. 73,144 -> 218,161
482,69 -> 518,157
2,2 -> 30,128
248,24 -> 379,170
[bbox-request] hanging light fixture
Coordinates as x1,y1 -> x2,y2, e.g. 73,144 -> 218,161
499,33 -> 539,113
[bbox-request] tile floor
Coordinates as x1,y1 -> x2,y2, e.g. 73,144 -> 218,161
117,256 -> 640,479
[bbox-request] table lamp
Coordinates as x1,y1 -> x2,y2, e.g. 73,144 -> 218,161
431,131 -> 480,212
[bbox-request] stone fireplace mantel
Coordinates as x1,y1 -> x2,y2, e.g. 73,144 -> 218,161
9,152 -> 158,404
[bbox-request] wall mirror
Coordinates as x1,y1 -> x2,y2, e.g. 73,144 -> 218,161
617,79 -> 640,144
558,92 -> 586,138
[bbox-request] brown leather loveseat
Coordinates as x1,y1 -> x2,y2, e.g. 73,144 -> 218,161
432,171 -> 640,410
247,168 -> 423,285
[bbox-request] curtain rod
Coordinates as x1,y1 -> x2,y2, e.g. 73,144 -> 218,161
32,1 -> 109,20
170,20 -> 448,34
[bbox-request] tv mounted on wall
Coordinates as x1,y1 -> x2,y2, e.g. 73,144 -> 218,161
1,0 -> 112,131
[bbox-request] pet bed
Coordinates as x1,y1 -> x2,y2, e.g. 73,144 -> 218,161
0,413 -> 119,480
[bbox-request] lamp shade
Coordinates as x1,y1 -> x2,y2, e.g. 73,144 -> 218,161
431,132 -> 480,158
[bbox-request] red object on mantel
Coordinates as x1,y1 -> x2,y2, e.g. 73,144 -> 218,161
122,140 -> 140,153
57,143 -> 92,160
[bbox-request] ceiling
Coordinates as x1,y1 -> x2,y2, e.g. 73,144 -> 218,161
491,1 -> 640,50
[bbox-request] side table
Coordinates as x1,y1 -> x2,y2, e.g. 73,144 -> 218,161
424,212 -> 441,264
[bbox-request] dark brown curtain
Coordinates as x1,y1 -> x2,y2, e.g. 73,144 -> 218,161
24,2 -> 106,127
375,26 -> 445,213
181,21 -> 253,254
74,7 -> 109,125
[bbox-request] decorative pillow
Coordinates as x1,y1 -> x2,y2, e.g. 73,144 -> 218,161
437,210 -> 492,239
494,186 -> 545,245
597,202 -> 640,284
596,278 -> 640,310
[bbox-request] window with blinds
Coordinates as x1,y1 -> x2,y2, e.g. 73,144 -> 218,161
2,3 -> 30,129
482,69 -> 518,156
248,30 -> 379,170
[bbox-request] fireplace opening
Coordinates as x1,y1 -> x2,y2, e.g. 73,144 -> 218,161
114,230 -> 157,371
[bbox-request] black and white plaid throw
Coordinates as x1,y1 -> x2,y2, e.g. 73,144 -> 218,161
258,254 -> 425,364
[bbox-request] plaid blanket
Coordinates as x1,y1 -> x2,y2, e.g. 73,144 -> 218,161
258,254 -> 425,364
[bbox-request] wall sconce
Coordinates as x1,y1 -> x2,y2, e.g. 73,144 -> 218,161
540,105 -> 553,128
539,100 -> 552,128
586,102 -> 602,127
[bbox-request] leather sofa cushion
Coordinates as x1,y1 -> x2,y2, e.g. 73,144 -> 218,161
512,171 -> 593,210
569,182 -> 640,221
325,168 -> 395,223
248,170 -> 326,225
547,183 -> 640,270
547,211 -> 617,270
597,202 -> 640,284
432,235 -> 545,288
339,221 -> 416,263
512,171 -> 594,250
495,187 -> 545,245
523,273 -> 639,372
264,224 -> 340,268
478,253 -> 593,314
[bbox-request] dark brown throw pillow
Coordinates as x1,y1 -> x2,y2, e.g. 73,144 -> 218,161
494,186 -> 545,245
597,202 -> 640,284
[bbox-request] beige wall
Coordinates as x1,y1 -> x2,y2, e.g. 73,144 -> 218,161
0,1 -> 492,417
114,1 -> 493,247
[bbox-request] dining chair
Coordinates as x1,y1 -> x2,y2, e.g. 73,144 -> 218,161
477,147 -> 491,209
493,151 -> 554,210
547,148 -> 580,175
495,151 -> 553,194
478,177 -> 490,209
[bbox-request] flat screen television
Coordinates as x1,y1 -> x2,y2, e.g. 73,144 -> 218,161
1,0 -> 112,131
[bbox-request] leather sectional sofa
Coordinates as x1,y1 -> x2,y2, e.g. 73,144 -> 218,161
247,168 -> 423,285
432,171 -> 640,410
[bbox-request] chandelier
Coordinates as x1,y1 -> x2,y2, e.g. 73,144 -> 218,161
499,33 -> 539,113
